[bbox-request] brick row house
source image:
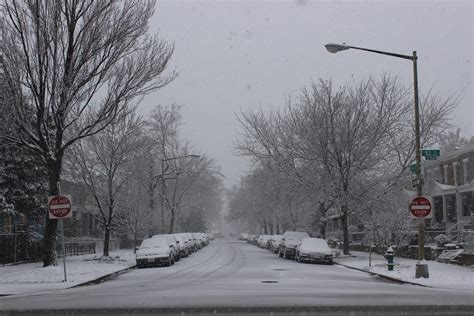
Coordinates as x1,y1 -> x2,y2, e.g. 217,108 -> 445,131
423,144 -> 474,250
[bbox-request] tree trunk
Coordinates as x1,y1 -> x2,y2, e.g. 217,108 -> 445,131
168,207 -> 175,234
43,159 -> 62,267
341,204 -> 350,255
103,224 -> 110,257
319,221 -> 327,239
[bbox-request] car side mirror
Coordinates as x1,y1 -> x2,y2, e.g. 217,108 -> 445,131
135,247 -> 139,251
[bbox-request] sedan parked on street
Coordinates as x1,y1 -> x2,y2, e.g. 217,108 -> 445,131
136,237 -> 175,268
278,231 -> 310,259
295,238 -> 333,264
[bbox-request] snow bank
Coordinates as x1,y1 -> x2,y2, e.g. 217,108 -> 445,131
335,251 -> 474,292
0,250 -> 135,295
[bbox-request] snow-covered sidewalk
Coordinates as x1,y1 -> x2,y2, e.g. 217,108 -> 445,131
0,250 -> 136,295
334,251 -> 474,292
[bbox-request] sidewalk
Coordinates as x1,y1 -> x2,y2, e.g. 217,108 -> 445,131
0,250 -> 136,296
334,251 -> 474,292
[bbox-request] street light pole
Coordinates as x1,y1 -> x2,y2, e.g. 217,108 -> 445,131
325,43 -> 428,278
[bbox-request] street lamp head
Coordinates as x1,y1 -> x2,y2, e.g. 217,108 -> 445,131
325,43 -> 350,54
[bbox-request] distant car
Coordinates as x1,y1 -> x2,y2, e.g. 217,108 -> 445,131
269,235 -> 283,253
278,231 -> 310,259
257,235 -> 271,248
295,238 -> 333,264
239,233 -> 249,240
136,237 -> 175,268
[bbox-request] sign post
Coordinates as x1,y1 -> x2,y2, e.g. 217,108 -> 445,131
48,194 -> 72,282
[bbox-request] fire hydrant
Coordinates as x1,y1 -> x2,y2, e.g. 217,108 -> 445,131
385,246 -> 395,271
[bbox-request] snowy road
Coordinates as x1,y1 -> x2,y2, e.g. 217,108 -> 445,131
1,239 -> 473,314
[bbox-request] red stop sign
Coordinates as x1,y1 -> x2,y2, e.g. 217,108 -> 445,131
410,196 -> 432,218
48,195 -> 72,219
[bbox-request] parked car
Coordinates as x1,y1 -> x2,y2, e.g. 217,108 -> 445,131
239,233 -> 249,241
269,235 -> 283,253
278,231 -> 310,259
191,233 -> 202,250
174,233 -> 190,257
152,234 -> 180,261
295,238 -> 333,264
136,237 -> 175,268
257,235 -> 271,248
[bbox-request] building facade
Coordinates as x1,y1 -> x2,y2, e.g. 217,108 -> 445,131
423,144 -> 474,235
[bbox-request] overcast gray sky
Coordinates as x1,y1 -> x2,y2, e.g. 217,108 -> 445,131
141,0 -> 473,188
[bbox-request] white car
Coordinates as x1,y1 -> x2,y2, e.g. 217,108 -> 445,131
269,235 -> 283,253
295,238 -> 333,264
257,235 -> 271,248
278,231 -> 310,259
136,237 -> 175,268
153,234 -> 180,261
174,233 -> 190,257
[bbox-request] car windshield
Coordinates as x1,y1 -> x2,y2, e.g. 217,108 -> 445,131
0,0 -> 471,314
301,238 -> 331,251
285,232 -> 309,241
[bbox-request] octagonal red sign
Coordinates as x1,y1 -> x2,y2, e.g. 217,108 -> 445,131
409,196 -> 432,219
48,195 -> 72,219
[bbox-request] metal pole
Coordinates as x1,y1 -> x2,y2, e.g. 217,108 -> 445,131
413,51 -> 428,278
161,159 -> 165,234
60,219 -> 67,282
58,182 -> 67,282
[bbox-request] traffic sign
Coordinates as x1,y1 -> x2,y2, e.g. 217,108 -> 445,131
48,195 -> 72,219
409,196 -> 432,219
411,177 -> 424,188
421,149 -> 440,158
409,163 -> 417,173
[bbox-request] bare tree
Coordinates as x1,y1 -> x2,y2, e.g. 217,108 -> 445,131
0,0 -> 175,266
236,75 -> 456,255
66,110 -> 146,256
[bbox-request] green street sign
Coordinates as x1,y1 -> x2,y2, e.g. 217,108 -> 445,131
422,149 -> 440,157
410,164 -> 417,173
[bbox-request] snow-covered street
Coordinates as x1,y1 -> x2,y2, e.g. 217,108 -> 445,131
1,239 -> 473,314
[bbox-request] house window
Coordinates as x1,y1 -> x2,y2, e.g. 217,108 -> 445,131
463,158 -> 469,185
446,194 -> 457,222
462,192 -> 473,217
433,196 -> 443,223
453,162 -> 458,186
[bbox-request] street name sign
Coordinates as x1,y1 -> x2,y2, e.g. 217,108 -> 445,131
409,196 -> 432,219
421,149 -> 440,158
48,195 -> 72,219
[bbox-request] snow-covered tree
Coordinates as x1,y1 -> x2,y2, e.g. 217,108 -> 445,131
0,0 -> 175,266
66,110 -> 146,256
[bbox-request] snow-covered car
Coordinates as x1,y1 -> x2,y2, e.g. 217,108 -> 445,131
269,235 -> 283,253
257,235 -> 271,248
191,233 -> 202,250
278,231 -> 310,259
136,237 -> 175,268
173,233 -> 190,257
152,234 -> 180,261
239,233 -> 249,240
295,238 -> 333,264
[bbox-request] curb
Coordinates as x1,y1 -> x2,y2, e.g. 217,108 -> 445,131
67,265 -> 136,289
334,261 -> 431,288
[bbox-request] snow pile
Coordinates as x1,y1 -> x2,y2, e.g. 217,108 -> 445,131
335,251 -> 474,292
0,250 -> 136,295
